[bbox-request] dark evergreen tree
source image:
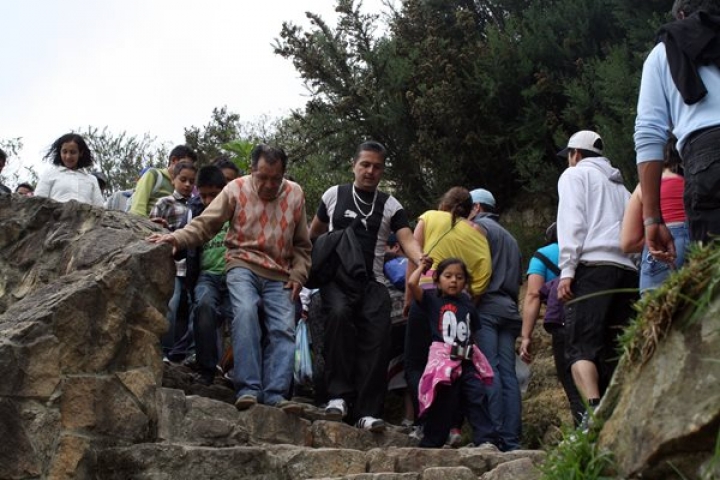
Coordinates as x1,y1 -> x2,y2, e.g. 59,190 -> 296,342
274,0 -> 670,215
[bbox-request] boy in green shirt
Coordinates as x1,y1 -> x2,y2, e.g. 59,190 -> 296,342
183,165 -> 230,385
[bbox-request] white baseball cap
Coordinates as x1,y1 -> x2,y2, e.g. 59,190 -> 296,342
557,130 -> 604,158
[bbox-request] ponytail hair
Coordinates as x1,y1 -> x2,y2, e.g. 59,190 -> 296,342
438,187 -> 473,226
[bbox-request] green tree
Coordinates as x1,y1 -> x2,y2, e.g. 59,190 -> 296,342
275,0 -> 670,215
0,137 -> 38,189
271,115 -> 353,216
275,0 -> 427,213
494,0 -> 670,192
79,127 -> 167,194
184,106 -> 248,166
222,139 -> 254,173
184,107 -> 282,174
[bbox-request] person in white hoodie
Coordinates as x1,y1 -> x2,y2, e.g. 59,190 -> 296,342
555,130 -> 638,429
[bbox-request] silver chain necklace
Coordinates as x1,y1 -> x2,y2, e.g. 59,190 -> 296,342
352,185 -> 377,229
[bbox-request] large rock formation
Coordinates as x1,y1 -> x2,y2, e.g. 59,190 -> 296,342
598,292 -> 720,479
0,194 -> 549,479
0,194 -> 174,479
14,192 -> 718,479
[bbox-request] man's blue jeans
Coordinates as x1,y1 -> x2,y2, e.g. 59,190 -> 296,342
226,267 -> 295,405
193,272 -> 232,378
162,276 -> 188,358
474,314 -> 522,451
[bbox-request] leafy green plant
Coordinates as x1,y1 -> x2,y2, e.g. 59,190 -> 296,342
540,423 -> 616,480
222,139 -> 253,173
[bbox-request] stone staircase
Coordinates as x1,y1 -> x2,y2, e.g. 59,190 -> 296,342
90,367 -> 546,479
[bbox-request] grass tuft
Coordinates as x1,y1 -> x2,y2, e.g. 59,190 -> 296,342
618,242 -> 720,366
539,420 -> 616,480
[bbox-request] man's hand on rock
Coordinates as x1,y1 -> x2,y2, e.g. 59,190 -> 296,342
147,233 -> 178,255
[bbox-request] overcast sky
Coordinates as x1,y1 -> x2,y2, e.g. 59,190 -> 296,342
0,0 -> 387,182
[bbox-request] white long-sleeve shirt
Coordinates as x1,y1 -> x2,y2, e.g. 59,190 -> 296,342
35,165 -> 104,207
557,157 -> 637,279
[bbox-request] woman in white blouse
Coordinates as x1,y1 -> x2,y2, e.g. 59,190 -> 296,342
35,133 -> 104,207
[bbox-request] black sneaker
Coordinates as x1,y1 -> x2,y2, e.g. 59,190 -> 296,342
182,353 -> 198,369
579,406 -> 595,433
191,371 -> 214,386
324,398 -> 348,420
355,416 -> 385,432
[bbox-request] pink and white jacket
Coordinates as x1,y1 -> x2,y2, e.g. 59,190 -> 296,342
418,341 -> 494,417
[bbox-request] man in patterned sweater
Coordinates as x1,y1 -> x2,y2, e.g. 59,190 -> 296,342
148,144 -> 312,413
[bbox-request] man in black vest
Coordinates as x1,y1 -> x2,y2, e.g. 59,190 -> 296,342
309,140 -> 424,431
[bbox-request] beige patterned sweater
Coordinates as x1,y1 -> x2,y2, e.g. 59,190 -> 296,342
172,175 -> 312,284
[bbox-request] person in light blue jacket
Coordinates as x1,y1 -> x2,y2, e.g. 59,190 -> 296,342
636,0 -> 720,251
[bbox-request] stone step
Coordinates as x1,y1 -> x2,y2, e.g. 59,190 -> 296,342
93,443 -> 545,479
158,387 -> 418,449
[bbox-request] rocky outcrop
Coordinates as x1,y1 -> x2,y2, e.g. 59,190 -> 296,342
0,195 -> 174,479
598,295 -> 720,479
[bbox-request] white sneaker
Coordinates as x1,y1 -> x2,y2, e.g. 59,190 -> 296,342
475,442 -> 500,452
400,418 -> 414,428
324,398 -> 347,420
355,416 -> 385,432
409,425 -> 424,440
446,428 -> 463,447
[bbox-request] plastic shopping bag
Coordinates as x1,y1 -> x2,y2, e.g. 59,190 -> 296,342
294,319 -> 313,386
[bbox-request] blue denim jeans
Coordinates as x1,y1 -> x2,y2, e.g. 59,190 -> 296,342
474,314 -> 522,451
639,223 -> 689,293
162,276 -> 188,358
193,272 -> 232,377
226,267 -> 295,405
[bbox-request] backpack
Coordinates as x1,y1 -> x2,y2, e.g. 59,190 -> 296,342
532,251 -> 564,331
384,256 -> 407,290
106,189 -> 133,211
125,168 -> 166,213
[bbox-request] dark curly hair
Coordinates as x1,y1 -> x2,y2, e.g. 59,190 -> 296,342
44,133 -> 94,169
